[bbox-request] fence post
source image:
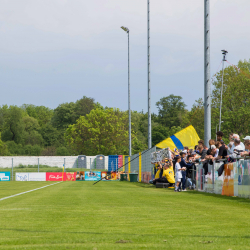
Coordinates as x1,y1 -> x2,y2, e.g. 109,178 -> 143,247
128,157 -> 131,181
64,158 -> 66,172
38,158 -> 39,173
12,158 -> 13,181
212,162 -> 215,193
139,152 -> 142,182
123,155 -> 125,172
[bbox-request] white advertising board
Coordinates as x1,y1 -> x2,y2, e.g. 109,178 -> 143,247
16,173 -> 29,181
16,173 -> 46,181
28,173 -> 46,181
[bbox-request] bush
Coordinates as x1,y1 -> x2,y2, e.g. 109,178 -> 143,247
5,141 -> 24,155
56,147 -> 70,156
41,146 -> 56,156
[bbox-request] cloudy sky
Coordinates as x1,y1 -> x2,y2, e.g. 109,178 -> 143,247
0,0 -> 249,113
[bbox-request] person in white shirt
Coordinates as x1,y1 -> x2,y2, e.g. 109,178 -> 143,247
175,156 -> 185,192
226,134 -> 245,154
228,139 -> 244,159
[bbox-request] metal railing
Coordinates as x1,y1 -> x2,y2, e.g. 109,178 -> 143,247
195,157 -> 250,199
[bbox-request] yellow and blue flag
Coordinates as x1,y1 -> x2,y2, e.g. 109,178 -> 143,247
156,125 -> 200,150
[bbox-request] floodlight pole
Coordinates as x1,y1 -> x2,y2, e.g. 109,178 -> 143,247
219,50 -> 228,131
128,30 -> 131,157
147,0 -> 151,149
204,0 -> 211,148
121,26 -> 132,156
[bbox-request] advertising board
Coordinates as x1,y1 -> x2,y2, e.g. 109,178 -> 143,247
28,173 -> 46,181
76,171 -> 85,181
63,172 -> 76,181
16,173 -> 29,181
0,172 -> 10,181
15,173 -> 46,181
46,172 -> 63,181
85,171 -> 101,181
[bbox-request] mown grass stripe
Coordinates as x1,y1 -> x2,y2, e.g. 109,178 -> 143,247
0,182 -> 61,202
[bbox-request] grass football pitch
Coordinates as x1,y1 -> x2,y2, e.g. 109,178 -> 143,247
0,181 -> 250,250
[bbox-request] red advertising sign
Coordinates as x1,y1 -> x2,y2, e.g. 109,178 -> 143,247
63,172 -> 76,181
46,172 -> 63,181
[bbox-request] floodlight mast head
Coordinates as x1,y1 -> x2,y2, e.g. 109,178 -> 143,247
121,26 -> 129,33
221,50 -> 228,61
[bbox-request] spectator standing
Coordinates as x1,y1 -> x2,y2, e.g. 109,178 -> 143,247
197,144 -> 207,160
215,141 -> 228,160
228,134 -> 245,154
228,138 -> 244,159
216,131 -> 224,143
241,140 -> 250,156
179,152 -> 192,191
175,156 -> 184,192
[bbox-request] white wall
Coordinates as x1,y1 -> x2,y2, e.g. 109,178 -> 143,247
0,156 -> 109,170
0,156 -> 77,169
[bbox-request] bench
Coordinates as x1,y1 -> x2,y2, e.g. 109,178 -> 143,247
156,183 -> 170,188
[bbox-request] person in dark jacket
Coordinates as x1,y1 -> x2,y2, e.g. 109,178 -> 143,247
179,151 -> 193,191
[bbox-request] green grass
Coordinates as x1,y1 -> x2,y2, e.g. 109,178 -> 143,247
0,181 -> 250,249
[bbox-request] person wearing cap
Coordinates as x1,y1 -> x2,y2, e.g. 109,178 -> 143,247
205,145 -> 217,162
206,140 -> 218,158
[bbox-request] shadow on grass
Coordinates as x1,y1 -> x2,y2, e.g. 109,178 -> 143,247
124,181 -> 250,203
0,227 -> 250,239
184,190 -> 250,203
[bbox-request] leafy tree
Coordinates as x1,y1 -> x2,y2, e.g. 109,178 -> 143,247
22,116 -> 44,146
0,133 -> 9,156
1,106 -> 26,143
23,144 -> 43,156
211,60 -> 250,140
56,147 -> 70,156
51,96 -> 96,130
65,108 -> 131,155
152,125 -> 169,146
51,102 -> 77,130
156,95 -> 186,128
5,141 -> 24,155
22,104 -> 53,127
75,96 -> 95,118
39,124 -> 62,147
41,146 -> 57,156
181,98 -> 204,140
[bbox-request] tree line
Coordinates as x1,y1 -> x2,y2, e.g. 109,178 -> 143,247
0,59 -> 249,156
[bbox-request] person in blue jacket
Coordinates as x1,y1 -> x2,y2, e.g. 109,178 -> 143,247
179,151 -> 193,191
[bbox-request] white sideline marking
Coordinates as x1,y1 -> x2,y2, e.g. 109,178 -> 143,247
0,182 -> 61,202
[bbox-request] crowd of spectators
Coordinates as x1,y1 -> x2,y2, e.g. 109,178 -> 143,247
150,131 -> 250,192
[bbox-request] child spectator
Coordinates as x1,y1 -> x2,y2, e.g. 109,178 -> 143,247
175,156 -> 184,192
